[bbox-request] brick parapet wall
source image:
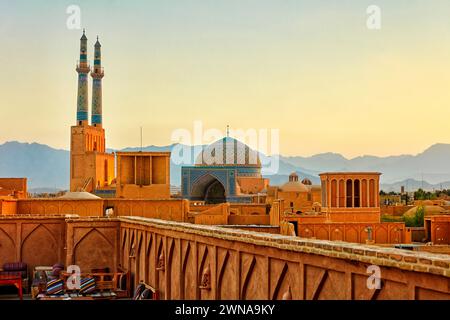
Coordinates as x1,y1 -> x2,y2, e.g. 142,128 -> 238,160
119,216 -> 450,278
1,215 -> 448,279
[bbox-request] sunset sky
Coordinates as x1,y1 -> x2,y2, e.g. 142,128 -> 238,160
1,0 -> 450,157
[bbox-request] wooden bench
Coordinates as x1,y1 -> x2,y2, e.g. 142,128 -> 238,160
57,269 -> 130,298
0,275 -> 23,300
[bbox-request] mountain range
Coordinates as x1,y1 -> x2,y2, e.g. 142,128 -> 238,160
1,141 -> 450,193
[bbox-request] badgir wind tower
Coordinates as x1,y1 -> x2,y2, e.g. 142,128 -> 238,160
70,30 -> 115,192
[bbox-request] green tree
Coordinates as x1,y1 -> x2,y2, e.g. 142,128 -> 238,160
404,205 -> 425,227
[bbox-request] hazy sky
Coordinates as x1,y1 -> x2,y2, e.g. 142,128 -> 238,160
1,0 -> 450,157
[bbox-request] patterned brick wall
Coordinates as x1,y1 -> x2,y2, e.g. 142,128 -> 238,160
119,216 -> 450,300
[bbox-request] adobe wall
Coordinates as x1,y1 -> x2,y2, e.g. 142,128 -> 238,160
325,208 -> 381,223
381,205 -> 413,216
228,215 -> 270,225
16,199 -> 104,216
119,216 -> 450,300
228,203 -> 270,225
218,225 -> 280,234
192,203 -> 229,225
426,216 -> 450,245
116,184 -> 170,199
289,214 -> 328,224
236,177 -> 268,194
0,215 -> 66,275
0,178 -> 27,199
65,218 -> 120,273
284,220 -> 408,244
94,152 -> 115,188
0,199 -> 18,215
105,199 -> 189,222
229,203 -> 268,216
0,215 -> 449,299
277,191 -> 314,213
188,203 -> 271,225
4,198 -> 191,222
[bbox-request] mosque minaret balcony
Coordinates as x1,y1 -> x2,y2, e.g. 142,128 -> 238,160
76,61 -> 91,74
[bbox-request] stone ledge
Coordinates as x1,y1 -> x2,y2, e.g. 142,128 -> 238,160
119,216 -> 450,278
0,214 -> 69,219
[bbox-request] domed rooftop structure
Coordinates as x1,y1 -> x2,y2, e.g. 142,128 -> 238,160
403,205 -> 448,218
280,181 -> 309,193
59,191 -> 101,200
289,172 -> 299,181
302,178 -> 312,185
280,172 -> 309,192
196,137 -> 261,167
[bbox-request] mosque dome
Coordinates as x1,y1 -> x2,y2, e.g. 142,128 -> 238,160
195,137 -> 261,167
301,178 -> 312,185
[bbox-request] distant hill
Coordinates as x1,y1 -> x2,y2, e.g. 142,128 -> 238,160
380,179 -> 450,193
1,141 -> 450,192
281,143 -> 450,184
0,141 -> 69,190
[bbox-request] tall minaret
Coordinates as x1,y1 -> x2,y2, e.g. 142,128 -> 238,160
91,36 -> 104,127
76,29 -> 90,125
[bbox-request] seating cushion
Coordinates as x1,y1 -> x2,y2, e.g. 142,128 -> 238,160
3,262 -> 27,271
46,279 -> 64,295
32,278 -> 46,286
51,267 -> 63,277
52,263 -> 64,270
79,277 -> 96,295
0,271 -> 27,278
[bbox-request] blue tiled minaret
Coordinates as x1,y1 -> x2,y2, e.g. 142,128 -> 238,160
91,36 -> 104,127
76,29 -> 90,125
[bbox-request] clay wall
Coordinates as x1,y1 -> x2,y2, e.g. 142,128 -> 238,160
106,199 -> 189,222
65,218 -> 120,273
287,221 -> 408,244
119,216 -> 450,300
425,215 -> 450,245
0,216 -> 66,275
1,215 -> 449,299
16,199 -> 104,216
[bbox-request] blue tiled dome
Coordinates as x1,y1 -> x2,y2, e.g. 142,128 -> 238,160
196,137 -> 261,167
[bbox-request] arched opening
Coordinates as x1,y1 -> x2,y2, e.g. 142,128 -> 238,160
331,179 -> 337,207
361,179 -> 368,207
104,159 -> 108,183
354,179 -> 360,207
346,179 -> 353,208
105,206 -> 114,217
338,179 -> 345,207
191,174 -> 227,204
369,179 -> 375,207
204,180 -> 226,204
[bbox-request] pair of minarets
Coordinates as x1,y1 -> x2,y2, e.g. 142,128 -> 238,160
76,29 -> 104,127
